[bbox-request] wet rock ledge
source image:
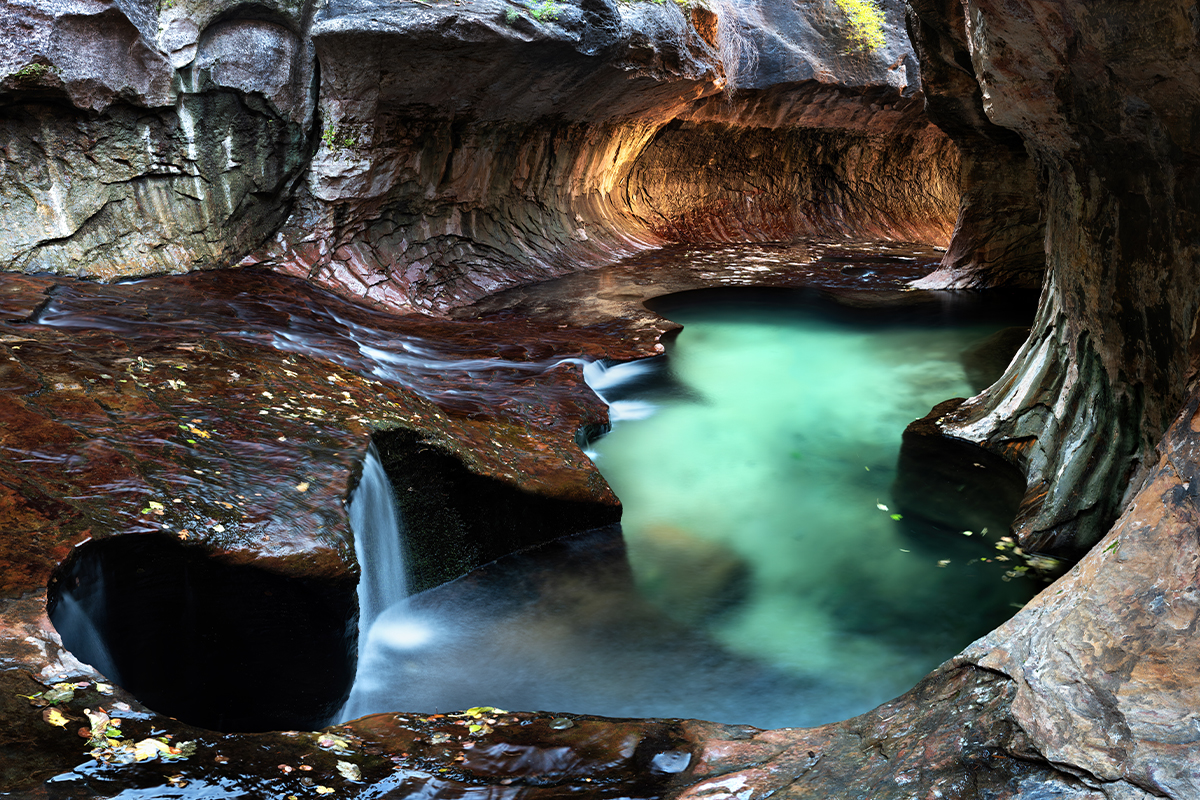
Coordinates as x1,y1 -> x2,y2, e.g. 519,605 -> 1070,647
0,245 -> 1195,799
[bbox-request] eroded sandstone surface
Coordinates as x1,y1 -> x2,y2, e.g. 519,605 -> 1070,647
1,0 -> 959,310
2,0 -> 1200,798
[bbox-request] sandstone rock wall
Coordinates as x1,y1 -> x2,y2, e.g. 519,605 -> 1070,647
929,0 -> 1200,554
1,0 -> 963,312
258,0 -> 961,312
904,0 -> 1046,290
0,0 -> 316,278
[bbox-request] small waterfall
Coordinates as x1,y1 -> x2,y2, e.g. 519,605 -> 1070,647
342,442 -> 422,722
583,359 -> 661,424
49,561 -> 123,684
350,442 -> 408,637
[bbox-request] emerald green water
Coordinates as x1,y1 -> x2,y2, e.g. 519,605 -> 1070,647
341,286 -> 1039,730
588,290 -> 1036,722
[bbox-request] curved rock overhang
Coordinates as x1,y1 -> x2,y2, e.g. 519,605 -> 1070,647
246,0 -> 962,312
0,0 -> 963,309
6,0 -> 1199,797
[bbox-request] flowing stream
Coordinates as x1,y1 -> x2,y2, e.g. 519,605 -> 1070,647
33,250 -> 1040,730
342,287 -> 1039,729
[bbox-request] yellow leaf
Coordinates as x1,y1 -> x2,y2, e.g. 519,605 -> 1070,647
43,708 -> 69,728
295,482 -> 310,492
84,707 -> 110,738
315,787 -> 335,795
461,706 -> 506,717
132,738 -> 171,761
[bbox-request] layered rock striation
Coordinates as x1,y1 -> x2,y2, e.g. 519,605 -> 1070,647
0,0 -> 316,278
920,2 -> 1200,557
1,0 -> 962,311
904,0 -> 1046,291
271,0 -> 958,311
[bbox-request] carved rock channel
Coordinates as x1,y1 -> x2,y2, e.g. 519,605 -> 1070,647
1,0 -> 1199,798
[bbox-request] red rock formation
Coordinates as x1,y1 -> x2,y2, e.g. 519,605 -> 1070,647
928,1 -> 1200,556
904,0 -> 1046,290
248,1 -> 961,312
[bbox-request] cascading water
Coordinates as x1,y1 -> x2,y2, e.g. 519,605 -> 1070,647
582,359 -> 663,425
349,442 -> 408,634
48,558 -> 123,684
341,443 -> 435,722
335,288 -> 1039,729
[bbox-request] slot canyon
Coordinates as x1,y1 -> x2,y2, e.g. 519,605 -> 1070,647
1,0 -> 1198,797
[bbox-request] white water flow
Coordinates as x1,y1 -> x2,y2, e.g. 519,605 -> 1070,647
582,359 -> 662,424
50,561 -> 123,684
343,441 -> 422,724
350,443 -> 408,633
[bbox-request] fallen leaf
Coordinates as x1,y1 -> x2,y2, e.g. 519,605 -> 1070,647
460,707 -> 507,718
43,707 -> 70,728
84,707 -> 110,742
43,684 -> 75,704
133,738 -> 171,761
336,760 -> 361,781
315,787 -> 335,795
295,481 -> 310,492
316,733 -> 351,751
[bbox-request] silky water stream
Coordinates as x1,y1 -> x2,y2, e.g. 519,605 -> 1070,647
343,286 -> 1041,729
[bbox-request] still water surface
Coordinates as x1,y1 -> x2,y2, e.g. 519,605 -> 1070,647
346,287 -> 1038,728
